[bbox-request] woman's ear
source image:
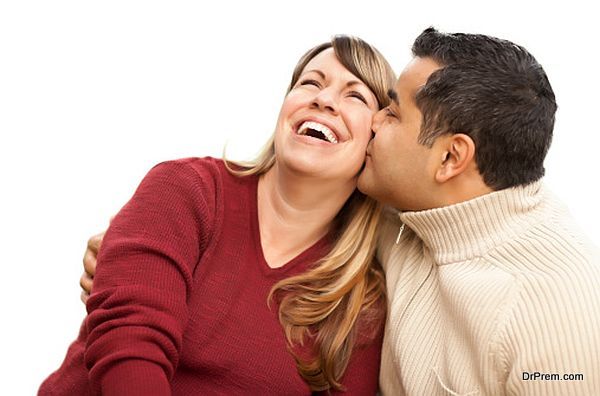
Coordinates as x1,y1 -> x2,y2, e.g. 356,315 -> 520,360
434,133 -> 476,183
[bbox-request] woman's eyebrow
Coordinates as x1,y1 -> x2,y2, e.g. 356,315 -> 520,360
302,69 -> 326,79
303,70 -> 363,88
346,80 -> 367,88
301,70 -> 369,97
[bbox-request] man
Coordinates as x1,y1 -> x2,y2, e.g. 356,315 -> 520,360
357,27 -> 600,395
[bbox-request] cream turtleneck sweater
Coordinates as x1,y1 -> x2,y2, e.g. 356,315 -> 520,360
377,181 -> 600,395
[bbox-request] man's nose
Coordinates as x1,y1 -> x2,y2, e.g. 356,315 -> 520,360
371,108 -> 385,134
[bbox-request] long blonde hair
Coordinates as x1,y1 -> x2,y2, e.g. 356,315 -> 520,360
225,35 -> 395,391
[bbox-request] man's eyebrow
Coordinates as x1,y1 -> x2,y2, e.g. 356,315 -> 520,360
387,89 -> 399,105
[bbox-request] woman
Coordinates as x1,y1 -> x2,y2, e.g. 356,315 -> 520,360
40,35 -> 395,395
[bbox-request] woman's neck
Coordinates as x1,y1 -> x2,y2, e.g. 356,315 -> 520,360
257,163 -> 355,268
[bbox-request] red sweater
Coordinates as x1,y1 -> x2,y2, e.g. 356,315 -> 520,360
39,157 -> 383,395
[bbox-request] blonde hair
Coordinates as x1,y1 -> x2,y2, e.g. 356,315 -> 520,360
225,35 -> 395,391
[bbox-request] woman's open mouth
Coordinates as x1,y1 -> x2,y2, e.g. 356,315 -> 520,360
296,121 -> 339,144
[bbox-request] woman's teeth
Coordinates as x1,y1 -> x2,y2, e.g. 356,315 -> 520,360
297,121 -> 338,144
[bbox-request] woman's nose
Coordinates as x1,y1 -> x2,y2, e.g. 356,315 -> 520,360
311,89 -> 339,115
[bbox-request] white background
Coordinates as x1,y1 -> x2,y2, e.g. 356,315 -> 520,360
1,1 -> 598,394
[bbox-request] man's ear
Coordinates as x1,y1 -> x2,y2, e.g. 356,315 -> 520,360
435,133 -> 476,183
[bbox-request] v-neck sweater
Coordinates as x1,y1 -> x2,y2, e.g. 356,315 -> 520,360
40,157 -> 382,395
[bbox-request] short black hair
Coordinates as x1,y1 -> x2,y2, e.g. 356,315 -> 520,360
412,27 -> 557,190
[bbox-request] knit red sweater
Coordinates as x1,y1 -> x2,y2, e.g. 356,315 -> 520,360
39,157 -> 383,395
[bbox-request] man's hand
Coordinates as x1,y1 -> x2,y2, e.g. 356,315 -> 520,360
80,232 -> 104,304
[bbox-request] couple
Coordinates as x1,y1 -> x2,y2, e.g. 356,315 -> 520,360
41,28 -> 599,395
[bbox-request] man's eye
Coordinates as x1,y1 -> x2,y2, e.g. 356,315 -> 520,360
385,108 -> 397,118
349,91 -> 367,104
300,79 -> 321,88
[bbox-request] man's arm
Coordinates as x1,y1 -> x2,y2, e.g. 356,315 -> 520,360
80,232 -> 103,303
501,264 -> 600,395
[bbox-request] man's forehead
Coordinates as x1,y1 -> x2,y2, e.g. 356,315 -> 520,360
395,57 -> 442,101
405,56 -> 442,73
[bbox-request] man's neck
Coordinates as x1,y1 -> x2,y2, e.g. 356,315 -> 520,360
398,180 -> 546,265
437,176 -> 494,208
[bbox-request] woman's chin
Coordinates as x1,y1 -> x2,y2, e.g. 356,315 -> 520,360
277,155 -> 360,184
282,156 -> 327,176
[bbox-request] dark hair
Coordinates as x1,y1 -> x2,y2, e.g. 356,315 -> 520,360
412,27 -> 557,190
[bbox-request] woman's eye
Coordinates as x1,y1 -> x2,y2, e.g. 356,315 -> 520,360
349,91 -> 367,104
300,79 -> 321,88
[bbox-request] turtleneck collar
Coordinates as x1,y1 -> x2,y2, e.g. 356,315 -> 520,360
398,181 -> 547,265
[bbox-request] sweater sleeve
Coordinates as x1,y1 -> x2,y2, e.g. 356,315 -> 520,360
499,256 -> 600,395
84,160 -> 216,395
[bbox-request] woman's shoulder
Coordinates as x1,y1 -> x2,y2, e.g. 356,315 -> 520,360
143,157 -> 228,194
141,156 -> 255,217
151,156 -> 223,178
151,156 -> 252,185
114,157 -> 229,247
126,157 -> 225,220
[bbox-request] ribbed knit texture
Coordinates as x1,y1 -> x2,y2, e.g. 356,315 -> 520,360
377,181 -> 600,395
39,157 -> 383,396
